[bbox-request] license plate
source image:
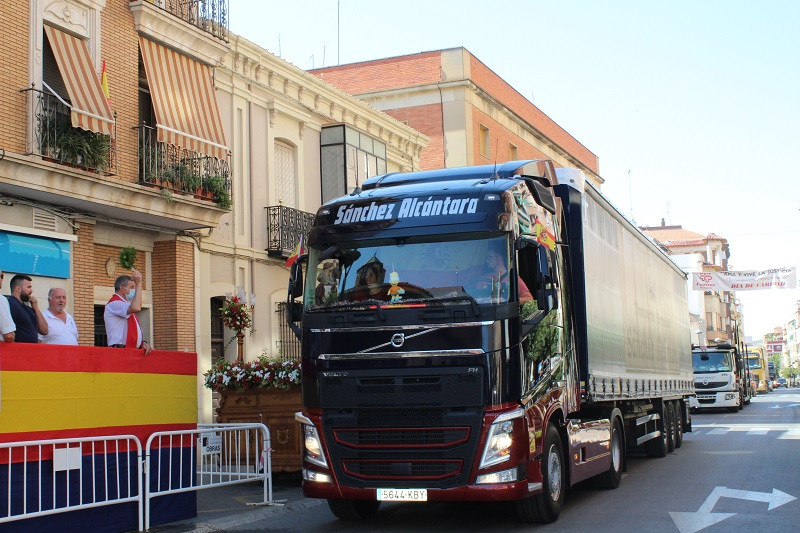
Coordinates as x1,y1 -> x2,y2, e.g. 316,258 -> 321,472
376,488 -> 427,501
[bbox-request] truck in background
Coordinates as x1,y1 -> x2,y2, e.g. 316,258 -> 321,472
692,343 -> 745,412
288,160 -> 694,523
746,347 -> 769,394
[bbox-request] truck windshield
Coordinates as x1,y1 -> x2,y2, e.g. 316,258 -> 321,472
692,351 -> 733,373
304,234 -> 512,309
746,355 -> 762,369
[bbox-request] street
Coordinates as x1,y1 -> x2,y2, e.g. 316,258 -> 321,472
162,388 -> 799,532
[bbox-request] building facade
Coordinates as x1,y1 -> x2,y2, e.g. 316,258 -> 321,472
1,0 -> 235,355
199,35 -> 426,420
310,48 -> 603,195
0,1 -> 427,422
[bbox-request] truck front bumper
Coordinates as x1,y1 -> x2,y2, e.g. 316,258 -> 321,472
301,475 -> 535,502
695,391 -> 739,408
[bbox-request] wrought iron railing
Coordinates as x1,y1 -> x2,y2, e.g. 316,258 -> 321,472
139,0 -> 230,42
134,124 -> 231,208
21,87 -> 116,175
266,205 -> 314,257
275,302 -> 301,361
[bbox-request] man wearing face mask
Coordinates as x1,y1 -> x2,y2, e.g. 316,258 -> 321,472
104,270 -> 152,354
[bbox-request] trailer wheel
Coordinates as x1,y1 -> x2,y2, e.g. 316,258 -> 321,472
327,499 -> 381,520
594,417 -> 623,489
645,408 -> 668,458
673,401 -> 683,449
665,402 -> 676,453
516,424 -> 564,523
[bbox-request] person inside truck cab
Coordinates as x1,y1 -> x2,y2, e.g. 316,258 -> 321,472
475,249 -> 532,302
351,258 -> 386,301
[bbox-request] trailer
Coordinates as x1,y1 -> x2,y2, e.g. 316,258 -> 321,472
287,160 -> 694,523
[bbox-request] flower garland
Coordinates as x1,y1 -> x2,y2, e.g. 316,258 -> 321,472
204,351 -> 301,392
220,295 -> 252,335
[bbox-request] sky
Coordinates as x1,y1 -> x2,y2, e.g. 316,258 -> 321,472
230,0 -> 800,340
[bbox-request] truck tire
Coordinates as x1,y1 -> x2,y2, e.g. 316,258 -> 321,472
665,402 -> 676,453
516,424 -> 564,523
594,417 -> 623,489
327,499 -> 381,520
673,401 -> 683,449
645,408 -> 668,458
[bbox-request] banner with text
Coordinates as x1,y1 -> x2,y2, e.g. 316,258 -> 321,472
692,267 -> 797,291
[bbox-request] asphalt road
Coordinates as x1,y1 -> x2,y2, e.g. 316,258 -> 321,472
162,388 -> 800,532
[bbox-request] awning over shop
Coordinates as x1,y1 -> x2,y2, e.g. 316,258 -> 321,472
0,232 -> 71,279
43,25 -> 114,136
138,37 -> 228,160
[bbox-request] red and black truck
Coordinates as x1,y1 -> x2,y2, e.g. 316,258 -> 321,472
287,160 -> 694,522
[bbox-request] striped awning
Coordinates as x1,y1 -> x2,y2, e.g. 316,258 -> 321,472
43,26 -> 114,136
139,38 -> 228,160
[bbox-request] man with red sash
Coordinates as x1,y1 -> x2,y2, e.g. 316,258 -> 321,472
104,270 -> 152,354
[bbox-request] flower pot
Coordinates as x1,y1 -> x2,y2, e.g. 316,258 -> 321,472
215,387 -> 303,472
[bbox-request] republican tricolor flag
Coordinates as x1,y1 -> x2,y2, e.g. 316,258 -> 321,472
286,236 -> 305,267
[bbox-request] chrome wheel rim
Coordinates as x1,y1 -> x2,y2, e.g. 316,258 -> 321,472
547,444 -> 562,500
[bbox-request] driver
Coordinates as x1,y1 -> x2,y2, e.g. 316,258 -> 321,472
477,249 -> 532,302
352,258 -> 386,301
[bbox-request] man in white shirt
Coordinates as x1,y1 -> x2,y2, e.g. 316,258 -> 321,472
104,270 -> 152,354
0,270 -> 16,342
40,287 -> 79,345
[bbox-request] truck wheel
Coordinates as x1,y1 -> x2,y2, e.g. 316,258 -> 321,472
665,402 -> 676,453
673,401 -> 683,449
645,408 -> 668,458
327,499 -> 381,520
594,417 -> 623,489
516,424 -> 564,523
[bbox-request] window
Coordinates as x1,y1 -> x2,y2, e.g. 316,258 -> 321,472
479,125 -> 490,159
509,143 -> 518,161
320,125 -> 387,203
274,140 -> 297,208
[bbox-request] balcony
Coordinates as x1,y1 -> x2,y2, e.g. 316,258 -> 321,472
135,124 -> 230,209
22,87 -> 115,175
266,205 -> 315,258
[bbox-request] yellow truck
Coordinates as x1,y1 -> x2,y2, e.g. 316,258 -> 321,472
746,347 -> 769,394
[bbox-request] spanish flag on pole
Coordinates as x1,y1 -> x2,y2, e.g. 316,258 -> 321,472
286,236 -> 305,267
100,60 -> 110,105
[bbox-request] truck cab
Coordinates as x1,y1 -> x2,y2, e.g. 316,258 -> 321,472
692,344 -> 742,412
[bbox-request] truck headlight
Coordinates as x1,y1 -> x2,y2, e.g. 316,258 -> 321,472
479,409 -> 523,469
296,413 -> 328,468
302,423 -> 328,468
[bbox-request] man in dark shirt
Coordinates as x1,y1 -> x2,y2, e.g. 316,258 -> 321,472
7,274 -> 48,343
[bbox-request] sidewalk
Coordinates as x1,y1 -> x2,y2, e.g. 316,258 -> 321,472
149,474 -> 325,532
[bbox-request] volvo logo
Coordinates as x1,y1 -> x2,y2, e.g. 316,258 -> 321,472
322,371 -> 348,378
391,333 -> 405,348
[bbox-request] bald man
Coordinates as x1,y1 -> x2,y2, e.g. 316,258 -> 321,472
40,287 -> 79,345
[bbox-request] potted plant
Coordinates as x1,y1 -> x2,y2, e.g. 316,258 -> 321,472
202,174 -> 231,209
204,351 -> 302,472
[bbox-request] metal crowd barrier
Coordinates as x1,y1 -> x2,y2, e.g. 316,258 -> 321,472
144,423 -> 278,530
0,435 -> 143,530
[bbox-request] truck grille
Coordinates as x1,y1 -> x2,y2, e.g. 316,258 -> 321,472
694,380 -> 728,389
319,366 -> 484,489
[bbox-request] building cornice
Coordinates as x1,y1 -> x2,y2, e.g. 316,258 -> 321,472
219,35 -> 429,168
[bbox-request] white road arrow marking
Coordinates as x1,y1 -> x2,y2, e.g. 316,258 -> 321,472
769,404 -> 782,409
669,486 -> 796,533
